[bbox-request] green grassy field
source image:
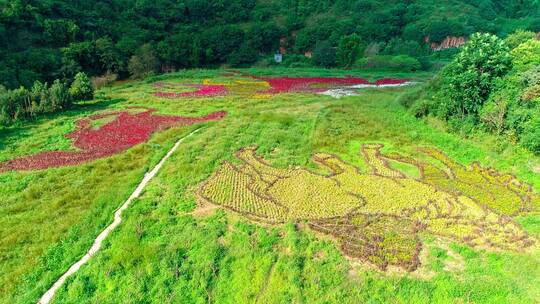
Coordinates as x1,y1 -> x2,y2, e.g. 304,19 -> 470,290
1,69 -> 539,303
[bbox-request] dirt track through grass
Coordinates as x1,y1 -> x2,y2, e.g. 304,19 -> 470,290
37,128 -> 201,304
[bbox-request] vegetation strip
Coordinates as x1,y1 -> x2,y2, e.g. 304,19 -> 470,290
37,129 -> 201,304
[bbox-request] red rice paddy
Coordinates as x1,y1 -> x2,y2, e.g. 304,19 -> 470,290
0,109 -> 226,171
252,76 -> 410,94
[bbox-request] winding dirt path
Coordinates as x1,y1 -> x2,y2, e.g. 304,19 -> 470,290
38,128 -> 200,304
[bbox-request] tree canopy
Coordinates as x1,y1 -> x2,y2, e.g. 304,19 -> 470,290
1,0 -> 539,88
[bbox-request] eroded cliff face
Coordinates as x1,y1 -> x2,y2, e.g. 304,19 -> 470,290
426,36 -> 467,51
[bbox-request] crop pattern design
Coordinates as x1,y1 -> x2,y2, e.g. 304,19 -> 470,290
198,144 -> 538,271
152,76 -> 411,99
0,108 -> 226,171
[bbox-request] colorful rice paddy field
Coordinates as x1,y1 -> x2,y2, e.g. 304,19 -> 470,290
1,68 -> 539,303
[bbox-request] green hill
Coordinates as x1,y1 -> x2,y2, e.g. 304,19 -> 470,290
1,0 -> 539,88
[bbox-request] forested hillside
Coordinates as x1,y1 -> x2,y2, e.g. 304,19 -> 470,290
1,0 -> 539,89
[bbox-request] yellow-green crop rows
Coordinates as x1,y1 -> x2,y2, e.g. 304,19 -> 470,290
198,143 -> 538,271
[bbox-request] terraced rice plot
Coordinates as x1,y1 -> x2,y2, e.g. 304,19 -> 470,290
198,144 -> 538,271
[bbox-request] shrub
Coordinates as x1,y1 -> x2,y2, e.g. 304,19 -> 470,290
511,39 -> 540,70
522,66 -> 540,87
282,54 -> 312,67
356,55 -> 420,71
128,44 -> 159,79
2,87 -> 30,123
504,30 -> 537,49
520,115 -> 540,153
398,86 -> 424,108
228,43 -> 259,67
522,85 -> 540,102
69,72 -> 94,101
91,72 -> 118,90
409,99 -> 435,118
49,79 -> 72,110
30,81 -> 49,113
480,97 -> 508,134
312,41 -> 337,68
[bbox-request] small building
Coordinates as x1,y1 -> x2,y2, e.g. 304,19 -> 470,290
274,53 -> 283,63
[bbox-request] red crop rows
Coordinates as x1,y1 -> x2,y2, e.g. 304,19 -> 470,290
0,109 -> 226,171
153,82 -> 228,98
251,76 -> 409,94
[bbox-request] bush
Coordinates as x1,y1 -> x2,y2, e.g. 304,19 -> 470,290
49,79 -> 73,110
504,30 -> 536,49
522,85 -> 540,102
69,72 -> 94,101
520,115 -> 540,153
228,43 -> 259,67
480,97 -> 508,134
282,54 -> 312,67
91,72 -> 118,90
522,66 -> 540,87
128,44 -> 159,79
511,39 -> 540,70
312,41 -> 337,68
409,99 -> 435,118
356,55 -> 421,71
30,81 -> 49,113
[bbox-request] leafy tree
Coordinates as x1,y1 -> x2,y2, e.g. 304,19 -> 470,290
425,19 -> 468,43
128,44 -> 159,79
201,26 -> 244,64
401,23 -> 424,43
504,30 -> 537,49
44,19 -> 79,45
439,33 -> 511,119
62,42 -> 99,75
95,37 -> 122,73
510,39 -> 540,70
312,41 -> 337,68
246,23 -> 284,53
7,87 -> 31,121
157,33 -> 193,69
69,72 -> 94,101
337,34 -> 363,67
228,43 -> 259,67
529,17 -> 540,32
1,0 -> 540,88
294,28 -> 318,53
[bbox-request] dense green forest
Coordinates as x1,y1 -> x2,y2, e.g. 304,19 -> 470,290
404,31 -> 540,154
1,0 -> 540,89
